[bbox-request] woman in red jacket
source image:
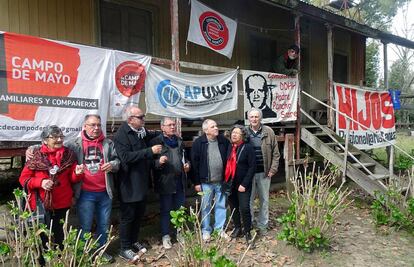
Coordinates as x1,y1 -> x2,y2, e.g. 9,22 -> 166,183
19,125 -> 84,248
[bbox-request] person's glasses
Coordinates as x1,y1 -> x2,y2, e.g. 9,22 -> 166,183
163,123 -> 176,127
130,115 -> 145,120
48,135 -> 64,141
86,123 -> 102,128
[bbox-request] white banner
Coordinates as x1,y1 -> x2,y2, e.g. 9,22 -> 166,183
0,32 -> 112,141
145,65 -> 238,117
242,70 -> 298,124
109,51 -> 151,118
187,0 -> 237,59
334,83 -> 396,149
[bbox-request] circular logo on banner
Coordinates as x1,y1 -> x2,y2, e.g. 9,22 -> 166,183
157,80 -> 181,108
199,11 -> 229,50
115,61 -> 146,97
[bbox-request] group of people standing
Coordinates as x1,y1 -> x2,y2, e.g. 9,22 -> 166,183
19,106 -> 280,264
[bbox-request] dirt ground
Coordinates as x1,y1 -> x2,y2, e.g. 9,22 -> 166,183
101,182 -> 414,267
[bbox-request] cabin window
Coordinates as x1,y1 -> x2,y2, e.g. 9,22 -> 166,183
333,53 -> 348,83
100,0 -> 153,55
249,35 -> 278,72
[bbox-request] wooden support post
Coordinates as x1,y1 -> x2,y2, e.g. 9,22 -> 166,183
326,24 -> 334,130
284,134 -> 295,195
170,0 -> 182,136
294,13 -> 301,160
383,41 -> 394,182
342,117 -> 350,183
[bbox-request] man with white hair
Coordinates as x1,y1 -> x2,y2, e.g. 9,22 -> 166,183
247,108 -> 280,236
114,106 -> 162,263
191,119 -> 230,241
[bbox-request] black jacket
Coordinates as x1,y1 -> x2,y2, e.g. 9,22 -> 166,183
225,142 -> 256,189
191,134 -> 230,186
114,122 -> 159,203
149,134 -> 188,195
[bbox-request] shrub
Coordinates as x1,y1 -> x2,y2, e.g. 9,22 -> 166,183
277,162 -> 352,252
1,188 -> 112,266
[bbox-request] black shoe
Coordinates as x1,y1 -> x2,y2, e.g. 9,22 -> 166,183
119,249 -> 140,263
132,242 -> 148,254
245,232 -> 255,247
231,228 -> 243,238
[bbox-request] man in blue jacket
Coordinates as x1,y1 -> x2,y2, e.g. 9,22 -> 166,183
191,119 -> 230,241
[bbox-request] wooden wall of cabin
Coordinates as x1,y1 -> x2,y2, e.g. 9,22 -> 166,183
0,0 -> 96,45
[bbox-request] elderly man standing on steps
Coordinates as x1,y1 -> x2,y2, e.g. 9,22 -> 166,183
247,108 -> 280,236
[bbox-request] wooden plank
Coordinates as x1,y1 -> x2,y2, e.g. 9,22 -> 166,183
81,0 -> 91,44
28,0 -> 39,36
0,0 -> 10,31
64,0 -> 74,41
73,0 -> 82,42
47,0 -> 57,38
38,0 -> 48,37
8,0 -> 19,33
56,0 -> 66,40
18,0 -> 30,34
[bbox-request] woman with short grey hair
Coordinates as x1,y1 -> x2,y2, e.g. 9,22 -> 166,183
19,125 -> 84,252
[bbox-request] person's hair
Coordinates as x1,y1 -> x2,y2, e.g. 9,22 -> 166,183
40,125 -> 63,141
247,108 -> 263,120
230,124 -> 249,143
288,44 -> 300,54
122,106 -> 141,121
83,114 -> 101,123
202,119 -> 215,133
160,117 -> 176,126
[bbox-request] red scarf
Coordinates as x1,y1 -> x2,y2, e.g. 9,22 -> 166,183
40,144 -> 65,167
224,142 -> 243,182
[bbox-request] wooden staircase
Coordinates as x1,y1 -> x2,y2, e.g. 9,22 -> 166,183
301,126 -> 391,197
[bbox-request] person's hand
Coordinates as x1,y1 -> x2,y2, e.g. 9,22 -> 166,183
183,162 -> 190,173
100,163 -> 113,172
159,155 -> 168,165
194,185 -> 202,192
26,147 -> 34,161
238,185 -> 246,192
267,171 -> 275,178
151,144 -> 162,154
41,179 -> 54,191
75,164 -> 84,175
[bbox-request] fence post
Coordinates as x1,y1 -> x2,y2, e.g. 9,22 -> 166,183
284,134 -> 295,195
342,117 -> 350,183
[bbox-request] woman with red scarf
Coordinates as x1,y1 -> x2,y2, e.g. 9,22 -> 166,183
19,125 -> 84,248
224,125 -> 256,245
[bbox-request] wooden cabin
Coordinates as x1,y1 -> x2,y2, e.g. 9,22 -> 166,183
1,0 -> 414,189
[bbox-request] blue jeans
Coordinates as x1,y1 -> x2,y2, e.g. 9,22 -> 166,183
159,180 -> 185,236
200,182 -> 227,234
77,190 -> 112,247
250,172 -> 270,229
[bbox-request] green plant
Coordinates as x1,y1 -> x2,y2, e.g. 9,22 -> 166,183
2,188 -> 113,266
277,162 -> 352,252
168,201 -> 245,267
371,185 -> 414,234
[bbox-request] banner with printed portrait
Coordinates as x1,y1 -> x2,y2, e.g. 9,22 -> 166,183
109,51 -> 151,118
334,83 -> 396,149
145,65 -> 238,117
242,70 -> 298,124
0,32 -> 111,141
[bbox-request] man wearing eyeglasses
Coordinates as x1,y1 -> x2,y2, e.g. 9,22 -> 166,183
26,114 -> 120,263
149,117 -> 190,249
113,106 -> 162,263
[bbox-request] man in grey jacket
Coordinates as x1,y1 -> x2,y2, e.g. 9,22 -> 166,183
247,108 -> 280,235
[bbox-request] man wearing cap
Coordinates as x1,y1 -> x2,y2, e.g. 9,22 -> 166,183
273,44 -> 300,76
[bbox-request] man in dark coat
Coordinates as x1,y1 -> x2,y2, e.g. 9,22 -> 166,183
272,44 -> 300,76
114,106 -> 162,263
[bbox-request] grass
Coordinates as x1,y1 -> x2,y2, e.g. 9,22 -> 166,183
372,132 -> 414,165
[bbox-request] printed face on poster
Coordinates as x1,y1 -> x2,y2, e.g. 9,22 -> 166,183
242,70 -> 298,124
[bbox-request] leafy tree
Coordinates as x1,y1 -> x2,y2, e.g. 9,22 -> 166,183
365,39 -> 380,87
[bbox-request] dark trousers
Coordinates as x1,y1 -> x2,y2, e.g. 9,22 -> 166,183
228,186 -> 252,234
159,180 -> 185,236
119,199 -> 147,250
43,208 -> 68,250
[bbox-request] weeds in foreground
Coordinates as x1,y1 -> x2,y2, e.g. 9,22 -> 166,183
371,186 -> 414,235
168,198 -> 250,267
277,162 -> 352,252
0,188 -> 112,266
